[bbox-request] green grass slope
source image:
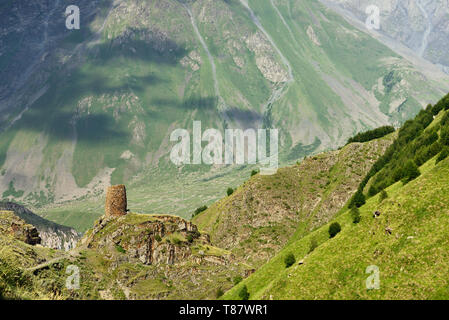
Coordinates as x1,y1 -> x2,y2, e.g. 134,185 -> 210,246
224,154 -> 449,299
193,132 -> 394,268
223,96 -> 449,300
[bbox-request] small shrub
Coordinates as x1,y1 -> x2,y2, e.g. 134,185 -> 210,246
233,276 -> 243,285
379,190 -> 388,203
186,234 -> 194,243
216,288 -> 224,298
308,237 -> 318,253
251,169 -> 259,177
440,127 -> 449,146
436,147 -> 449,164
238,285 -> 250,300
401,160 -> 420,184
227,187 -> 234,196
172,237 -> 182,245
351,207 -> 361,224
192,205 -> 208,217
284,253 -> 296,268
115,245 -> 126,254
350,190 -> 366,208
328,222 -> 341,238
346,126 -> 395,144
155,235 -> 162,242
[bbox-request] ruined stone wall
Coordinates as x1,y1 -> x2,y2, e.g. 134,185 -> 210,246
105,185 -> 128,217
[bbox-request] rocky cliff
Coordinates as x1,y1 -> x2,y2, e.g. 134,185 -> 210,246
0,210 -> 41,245
83,213 -> 216,266
0,202 -> 80,250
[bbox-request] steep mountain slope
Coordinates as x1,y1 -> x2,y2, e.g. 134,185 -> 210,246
0,209 -> 251,300
322,0 -> 449,73
3,94 -> 449,300
193,131 -> 395,267
0,202 -> 80,250
1,0 -> 448,224
0,210 -> 41,246
224,155 -> 449,299
223,94 -> 449,300
0,211 -> 70,299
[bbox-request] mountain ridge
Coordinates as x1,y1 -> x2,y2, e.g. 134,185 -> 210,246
1,0 -> 448,221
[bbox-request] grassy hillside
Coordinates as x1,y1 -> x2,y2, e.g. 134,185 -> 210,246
193,132 -> 394,268
223,97 -> 449,300
0,210 -> 250,300
224,153 -> 449,299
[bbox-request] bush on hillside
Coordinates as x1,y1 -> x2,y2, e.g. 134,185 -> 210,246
440,127 -> 449,146
436,147 -> 449,164
308,237 -> 318,253
401,160 -> 421,184
349,190 -> 366,208
379,190 -> 388,203
115,245 -> 126,254
284,253 -> 296,268
251,169 -> 259,177
328,222 -> 341,238
414,141 -> 442,166
346,126 -> 395,145
351,207 -> 361,224
233,276 -> 243,285
216,288 -> 224,298
239,285 -> 250,300
227,188 -> 234,196
192,205 -> 208,217
431,93 -> 449,115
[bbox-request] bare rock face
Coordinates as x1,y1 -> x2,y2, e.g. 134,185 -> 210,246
0,210 -> 41,245
105,185 -> 128,218
81,212 -> 231,269
0,202 -> 80,250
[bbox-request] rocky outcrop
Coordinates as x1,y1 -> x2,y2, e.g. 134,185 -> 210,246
245,31 -> 289,83
93,185 -> 221,266
0,202 -> 80,250
0,210 -> 41,245
105,185 -> 128,217
83,213 -> 216,267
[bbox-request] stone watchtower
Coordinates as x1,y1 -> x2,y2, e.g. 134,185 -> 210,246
105,185 -> 128,217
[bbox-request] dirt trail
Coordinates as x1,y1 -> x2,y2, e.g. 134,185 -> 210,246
25,249 -> 80,273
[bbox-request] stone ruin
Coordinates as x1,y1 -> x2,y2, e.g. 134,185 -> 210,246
105,185 -> 128,217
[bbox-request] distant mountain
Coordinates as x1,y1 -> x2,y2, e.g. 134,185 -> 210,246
0,202 -> 80,250
322,0 -> 449,73
1,0 -> 448,227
